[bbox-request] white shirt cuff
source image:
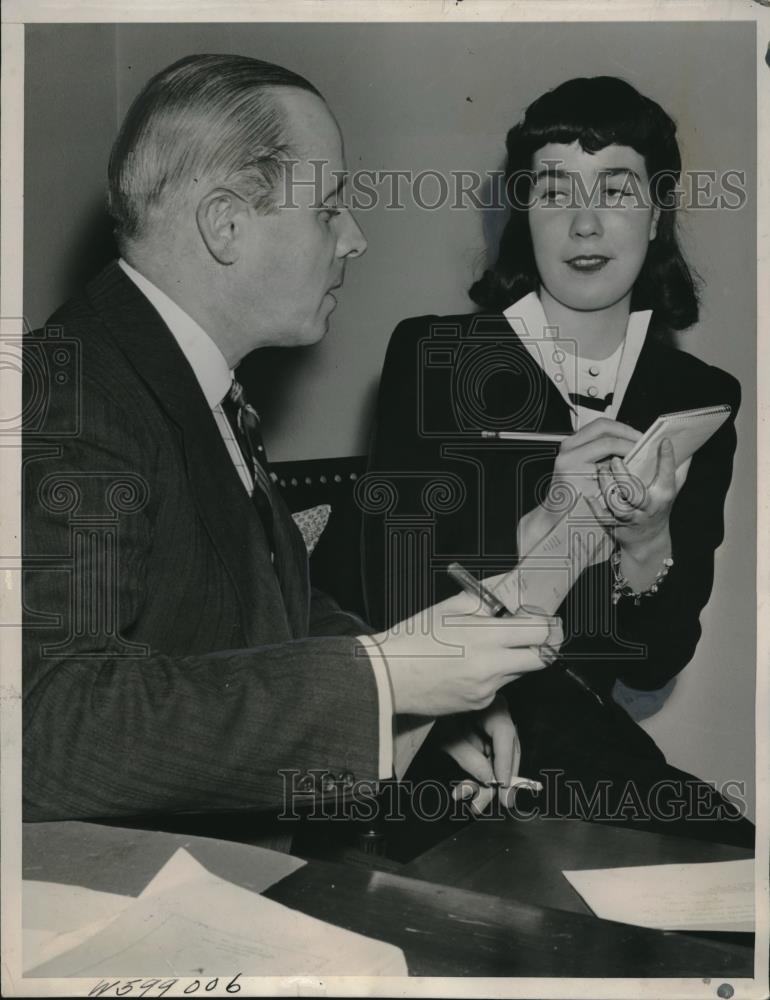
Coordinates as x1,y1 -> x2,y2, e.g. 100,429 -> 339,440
356,634 -> 395,779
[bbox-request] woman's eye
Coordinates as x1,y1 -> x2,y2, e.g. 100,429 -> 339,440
603,186 -> 632,205
540,188 -> 569,206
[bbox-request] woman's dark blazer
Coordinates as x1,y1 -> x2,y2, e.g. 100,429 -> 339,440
363,311 -> 741,778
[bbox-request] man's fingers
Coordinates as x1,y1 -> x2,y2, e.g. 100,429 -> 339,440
445,740 -> 496,785
483,700 -> 515,784
452,781 -> 496,815
434,588 -> 488,616
465,728 -> 487,755
511,725 -> 522,781
492,726 -> 515,785
496,644 -> 554,680
492,618 -> 558,650
439,615 -> 558,650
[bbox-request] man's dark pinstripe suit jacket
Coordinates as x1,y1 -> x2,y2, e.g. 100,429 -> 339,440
22,262 -> 381,825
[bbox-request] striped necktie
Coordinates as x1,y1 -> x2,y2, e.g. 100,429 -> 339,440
222,379 -> 275,548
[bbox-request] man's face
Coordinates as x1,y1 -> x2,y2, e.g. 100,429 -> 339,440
528,141 -> 658,315
230,89 -> 367,351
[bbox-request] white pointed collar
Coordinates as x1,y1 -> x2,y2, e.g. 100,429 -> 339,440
502,291 -> 652,421
119,258 -> 233,409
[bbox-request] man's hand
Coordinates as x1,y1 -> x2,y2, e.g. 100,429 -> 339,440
440,695 -> 542,814
437,693 -> 518,786
368,590 -> 562,717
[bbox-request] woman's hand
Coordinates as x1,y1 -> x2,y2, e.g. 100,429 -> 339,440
517,418 -> 642,556
549,417 -> 642,510
595,437 -> 679,557
589,437 -> 689,591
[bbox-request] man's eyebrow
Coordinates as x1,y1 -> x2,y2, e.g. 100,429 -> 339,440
319,172 -> 347,204
533,166 -> 643,182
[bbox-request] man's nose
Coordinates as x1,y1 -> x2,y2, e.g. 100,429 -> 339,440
569,207 -> 603,239
337,209 -> 368,258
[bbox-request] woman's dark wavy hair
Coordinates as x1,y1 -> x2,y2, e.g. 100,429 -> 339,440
469,76 -> 699,333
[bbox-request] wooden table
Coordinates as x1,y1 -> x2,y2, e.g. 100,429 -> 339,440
22,819 -> 754,978
404,813 -> 753,918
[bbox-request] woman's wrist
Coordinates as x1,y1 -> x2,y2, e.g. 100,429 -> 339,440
618,527 -> 672,592
620,527 -> 671,565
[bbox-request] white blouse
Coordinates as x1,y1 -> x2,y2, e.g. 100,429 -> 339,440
502,291 -> 652,430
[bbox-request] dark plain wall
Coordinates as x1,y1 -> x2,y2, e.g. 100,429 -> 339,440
24,21 -> 757,818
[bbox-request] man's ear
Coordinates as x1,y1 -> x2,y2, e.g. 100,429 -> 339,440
196,188 -> 249,265
649,205 -> 660,242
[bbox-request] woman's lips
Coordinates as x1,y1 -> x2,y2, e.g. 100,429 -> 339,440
565,255 -> 611,273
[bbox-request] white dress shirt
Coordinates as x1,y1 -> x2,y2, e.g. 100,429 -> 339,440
119,259 -> 394,779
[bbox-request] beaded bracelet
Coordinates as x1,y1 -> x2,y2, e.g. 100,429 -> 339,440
611,547 -> 674,606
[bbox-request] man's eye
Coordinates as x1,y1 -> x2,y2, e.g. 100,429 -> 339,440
318,207 -> 342,222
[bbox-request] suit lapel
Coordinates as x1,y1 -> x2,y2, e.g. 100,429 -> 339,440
85,262 -> 303,641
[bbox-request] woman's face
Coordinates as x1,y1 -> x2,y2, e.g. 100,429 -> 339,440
528,141 -> 659,314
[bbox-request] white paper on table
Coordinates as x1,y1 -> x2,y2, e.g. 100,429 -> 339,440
23,881 -> 134,972
133,842 -> 300,900
562,858 -> 754,932
23,842 -> 306,974
26,848 -> 407,978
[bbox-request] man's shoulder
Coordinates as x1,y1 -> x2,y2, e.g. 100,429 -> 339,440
25,264 -> 165,442
31,287 -> 131,399
36,263 -> 125,352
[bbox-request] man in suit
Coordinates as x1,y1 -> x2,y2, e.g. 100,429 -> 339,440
22,54 -> 556,838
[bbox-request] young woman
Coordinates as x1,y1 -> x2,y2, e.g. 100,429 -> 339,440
363,76 -> 752,845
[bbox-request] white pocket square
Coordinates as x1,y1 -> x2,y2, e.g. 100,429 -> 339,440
291,504 -> 331,555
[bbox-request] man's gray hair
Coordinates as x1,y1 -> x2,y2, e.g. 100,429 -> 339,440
107,53 -> 322,248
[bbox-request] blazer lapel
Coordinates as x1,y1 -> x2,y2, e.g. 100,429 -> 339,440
615,335 -> 674,431
84,262 -> 299,642
471,313 -> 573,433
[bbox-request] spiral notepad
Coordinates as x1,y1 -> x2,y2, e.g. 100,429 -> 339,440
622,404 -> 731,485
493,403 -> 732,616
